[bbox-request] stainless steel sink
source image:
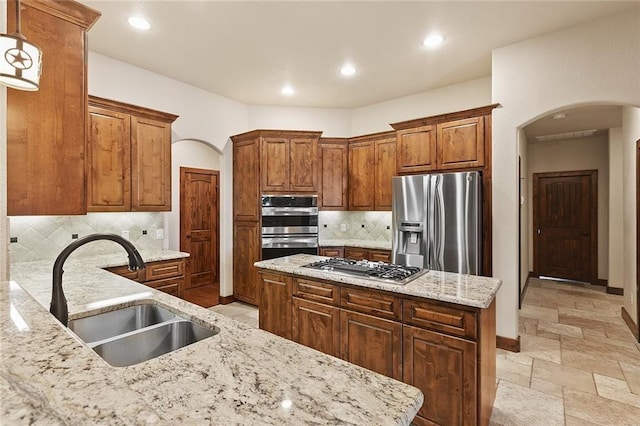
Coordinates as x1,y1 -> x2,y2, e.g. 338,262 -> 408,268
68,303 -> 219,367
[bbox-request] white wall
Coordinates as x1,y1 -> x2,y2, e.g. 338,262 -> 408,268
622,107 -> 640,323
526,136 -> 610,280
518,129 -> 528,294
248,105 -> 351,137
0,2 -> 7,281
492,7 -> 640,339
350,77 -> 492,136
609,128 -> 624,290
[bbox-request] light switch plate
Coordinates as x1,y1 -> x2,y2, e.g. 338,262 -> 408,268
156,229 -> 164,239
121,230 -> 130,240
340,223 -> 347,232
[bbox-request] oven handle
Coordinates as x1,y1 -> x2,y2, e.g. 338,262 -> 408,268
261,236 -> 318,248
261,207 -> 318,216
262,226 -> 318,235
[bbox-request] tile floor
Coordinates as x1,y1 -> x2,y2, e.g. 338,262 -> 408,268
209,278 -> 640,425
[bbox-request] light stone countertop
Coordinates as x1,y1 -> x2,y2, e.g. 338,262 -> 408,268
255,254 -> 502,309
2,251 -> 423,425
319,238 -> 391,250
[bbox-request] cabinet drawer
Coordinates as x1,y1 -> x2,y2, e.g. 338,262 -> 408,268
403,299 -> 477,339
344,247 -> 368,260
293,278 -> 339,305
145,259 -> 185,281
340,287 -> 401,321
146,277 -> 184,297
368,249 -> 391,263
105,265 -> 143,282
319,247 -> 344,258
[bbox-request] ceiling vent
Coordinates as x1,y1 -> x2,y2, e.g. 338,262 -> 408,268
534,129 -> 598,142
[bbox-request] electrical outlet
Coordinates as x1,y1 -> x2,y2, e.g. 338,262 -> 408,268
156,229 -> 164,239
121,230 -> 130,240
340,223 -> 347,232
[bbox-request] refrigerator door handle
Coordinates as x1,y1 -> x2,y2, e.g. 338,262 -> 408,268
462,175 -> 471,274
434,174 -> 445,271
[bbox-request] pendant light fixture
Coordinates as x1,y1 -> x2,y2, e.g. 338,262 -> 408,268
0,0 -> 42,91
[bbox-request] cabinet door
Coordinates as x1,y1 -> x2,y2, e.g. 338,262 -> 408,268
146,277 -> 184,298
396,126 -> 437,175
374,137 -> 396,210
87,106 -> 131,212
261,137 -> 290,192
340,310 -> 402,380
319,142 -> 348,210
233,222 -> 260,305
348,141 -> 375,210
344,247 -> 368,260
403,324 -> 477,426
131,116 -> 172,211
259,272 -> 292,339
6,1 -> 97,215
437,117 -> 485,170
319,247 -> 344,258
292,298 -> 340,357
289,138 -> 318,192
233,139 -> 260,221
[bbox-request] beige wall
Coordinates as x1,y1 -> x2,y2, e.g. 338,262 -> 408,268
518,129 -> 529,294
608,128 -> 624,289
0,2 -> 7,281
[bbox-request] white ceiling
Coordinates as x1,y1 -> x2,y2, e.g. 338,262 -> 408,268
524,105 -> 623,142
82,1 -> 635,109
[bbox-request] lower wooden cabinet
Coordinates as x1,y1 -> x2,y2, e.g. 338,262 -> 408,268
292,297 -> 340,357
259,272 -> 292,339
105,258 -> 186,298
233,222 -> 260,305
343,247 -> 392,263
318,247 -> 344,258
403,324 -> 477,426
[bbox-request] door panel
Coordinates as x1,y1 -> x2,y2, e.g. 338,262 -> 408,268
261,137 -> 289,192
348,142 -> 375,210
131,117 -> 171,211
374,137 -> 396,210
290,138 -> 317,192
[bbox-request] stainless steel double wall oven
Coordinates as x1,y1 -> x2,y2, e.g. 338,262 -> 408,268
261,195 -> 318,260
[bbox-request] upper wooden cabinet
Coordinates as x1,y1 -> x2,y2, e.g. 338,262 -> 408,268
6,0 -> 100,216
233,138 -> 261,222
392,105 -> 497,174
87,96 -> 178,212
348,132 -> 396,211
318,138 -> 348,210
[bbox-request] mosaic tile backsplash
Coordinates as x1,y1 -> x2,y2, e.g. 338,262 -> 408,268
318,211 -> 392,241
9,213 -> 164,263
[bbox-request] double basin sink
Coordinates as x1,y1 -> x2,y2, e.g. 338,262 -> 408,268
69,304 -> 219,367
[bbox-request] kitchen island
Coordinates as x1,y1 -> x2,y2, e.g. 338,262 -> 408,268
2,252 -> 422,424
255,254 -> 502,426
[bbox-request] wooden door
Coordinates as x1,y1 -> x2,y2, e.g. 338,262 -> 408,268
289,138 -> 318,192
180,167 -> 219,290
533,171 -> 597,283
395,125 -> 437,175
233,138 -> 260,221
87,106 -> 131,212
403,324 -> 477,425
259,272 -> 292,339
340,310 -> 402,380
233,222 -> 260,305
348,141 -> 375,210
374,137 -> 396,210
131,117 -> 172,211
261,137 -> 290,192
437,117 -> 485,170
319,139 -> 348,210
292,298 -> 340,357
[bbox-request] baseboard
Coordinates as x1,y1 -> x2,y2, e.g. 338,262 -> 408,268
606,286 -> 624,296
496,335 -> 521,352
594,279 -> 607,287
219,295 -> 235,305
520,275 -> 532,309
528,271 -> 537,278
621,307 -> 639,341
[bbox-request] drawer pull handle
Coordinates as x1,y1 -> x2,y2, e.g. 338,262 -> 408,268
413,307 -> 464,327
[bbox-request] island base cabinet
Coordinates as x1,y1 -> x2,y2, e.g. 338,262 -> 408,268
259,272 -> 292,339
340,310 -> 402,381
403,324 -> 477,426
292,298 -> 340,357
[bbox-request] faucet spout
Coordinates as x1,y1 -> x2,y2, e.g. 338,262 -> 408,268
50,233 -> 146,327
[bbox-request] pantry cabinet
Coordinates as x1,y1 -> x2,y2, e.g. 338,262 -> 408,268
6,0 -> 100,216
318,138 -> 349,210
87,96 -> 178,212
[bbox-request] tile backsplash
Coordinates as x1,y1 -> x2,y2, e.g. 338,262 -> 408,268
319,211 -> 392,241
9,213 -> 164,263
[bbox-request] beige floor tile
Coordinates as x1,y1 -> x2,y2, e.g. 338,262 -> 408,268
520,305 -> 560,322
497,348 -> 533,367
530,377 -> 564,398
594,373 -> 631,392
582,328 -> 639,350
538,320 -> 583,338
596,383 -> 640,408
561,350 -> 626,380
558,307 -> 620,324
490,380 -> 564,426
604,322 -> 638,342
532,359 -> 596,395
496,357 -> 532,387
564,388 -> 640,425
564,415 -> 600,425
521,333 -> 562,364
561,335 -> 640,365
620,361 -> 640,395
519,317 -> 539,335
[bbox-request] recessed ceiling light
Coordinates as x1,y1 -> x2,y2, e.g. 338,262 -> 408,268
340,64 -> 356,77
128,16 -> 151,31
422,34 -> 444,48
281,85 -> 295,96
551,113 -> 567,120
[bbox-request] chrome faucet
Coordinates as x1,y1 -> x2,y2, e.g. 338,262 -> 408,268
50,233 -> 146,327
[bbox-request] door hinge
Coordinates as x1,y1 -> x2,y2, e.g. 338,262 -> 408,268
537,229 -> 541,235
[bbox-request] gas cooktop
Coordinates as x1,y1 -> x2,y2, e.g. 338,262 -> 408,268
302,258 -> 426,285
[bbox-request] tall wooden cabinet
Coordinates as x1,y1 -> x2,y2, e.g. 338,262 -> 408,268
87,96 -> 178,212
318,138 -> 348,210
6,0 -> 100,216
231,130 -> 323,305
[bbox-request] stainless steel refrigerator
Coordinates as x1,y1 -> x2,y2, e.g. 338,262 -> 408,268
391,171 -> 482,275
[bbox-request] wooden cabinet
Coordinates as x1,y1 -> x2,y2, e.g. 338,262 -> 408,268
395,125 -> 437,174
261,134 -> 319,193
105,258 -> 187,298
348,132 -> 396,211
87,96 -> 178,212
292,298 -> 340,357
369,249 -> 392,263
6,0 -> 100,215
258,272 -> 292,339
437,117 -> 485,170
318,138 -> 348,210
233,138 -> 261,222
319,247 -> 345,258
233,222 -> 261,305
344,247 -> 391,263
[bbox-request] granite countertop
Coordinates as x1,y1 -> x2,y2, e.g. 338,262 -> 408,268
255,254 -> 502,309
319,239 -> 391,250
2,251 -> 423,424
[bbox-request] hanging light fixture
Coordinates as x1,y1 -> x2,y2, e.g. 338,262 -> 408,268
0,0 -> 42,91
